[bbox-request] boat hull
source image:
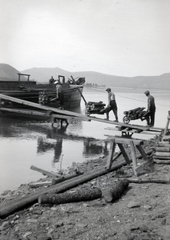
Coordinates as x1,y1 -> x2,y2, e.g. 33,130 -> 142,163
0,80 -> 84,109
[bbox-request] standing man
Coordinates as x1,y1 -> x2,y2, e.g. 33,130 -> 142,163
55,80 -> 64,106
105,88 -> 118,121
144,90 -> 156,127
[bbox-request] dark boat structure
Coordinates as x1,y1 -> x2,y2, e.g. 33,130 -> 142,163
0,73 -> 85,110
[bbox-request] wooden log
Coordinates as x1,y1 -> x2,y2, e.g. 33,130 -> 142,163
39,187 -> 102,204
153,159 -> 170,164
30,165 -> 61,178
127,177 -> 170,184
29,181 -> 52,188
155,147 -> 170,152
154,152 -> 170,157
102,179 -> 129,203
158,142 -> 170,147
153,156 -> 170,160
51,171 -> 84,185
0,160 -> 127,218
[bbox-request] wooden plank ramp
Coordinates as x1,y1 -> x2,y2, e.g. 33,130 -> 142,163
0,93 -> 150,131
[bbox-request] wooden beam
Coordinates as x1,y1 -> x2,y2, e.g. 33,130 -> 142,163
106,140 -> 116,169
136,144 -> 148,160
117,143 -> 131,164
129,140 -> 137,176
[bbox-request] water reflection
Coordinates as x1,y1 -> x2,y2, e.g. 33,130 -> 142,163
83,139 -> 109,157
37,124 -> 68,163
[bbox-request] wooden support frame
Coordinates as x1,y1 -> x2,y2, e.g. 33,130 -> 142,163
106,136 -> 147,176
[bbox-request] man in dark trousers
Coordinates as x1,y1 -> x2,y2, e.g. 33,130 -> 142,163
144,90 -> 156,127
105,88 -> 118,121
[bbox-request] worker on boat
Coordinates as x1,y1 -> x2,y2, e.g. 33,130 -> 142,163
54,80 -> 64,106
49,76 -> 55,84
144,90 -> 156,127
104,88 -> 118,122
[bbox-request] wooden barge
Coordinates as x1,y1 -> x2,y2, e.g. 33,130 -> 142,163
0,73 -> 85,111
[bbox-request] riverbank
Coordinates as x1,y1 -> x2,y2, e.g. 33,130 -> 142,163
0,136 -> 170,240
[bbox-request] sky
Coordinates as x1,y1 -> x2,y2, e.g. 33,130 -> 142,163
0,0 -> 170,77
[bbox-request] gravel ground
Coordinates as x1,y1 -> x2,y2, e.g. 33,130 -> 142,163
0,137 -> 170,240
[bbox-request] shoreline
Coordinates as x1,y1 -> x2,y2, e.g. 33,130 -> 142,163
1,136 -> 170,239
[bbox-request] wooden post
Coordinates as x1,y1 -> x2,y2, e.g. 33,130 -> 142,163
163,111 -> 170,136
70,75 -> 88,106
106,140 -> 116,169
129,141 -> 137,176
117,143 -> 131,164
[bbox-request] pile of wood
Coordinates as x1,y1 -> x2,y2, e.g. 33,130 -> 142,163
153,142 -> 170,164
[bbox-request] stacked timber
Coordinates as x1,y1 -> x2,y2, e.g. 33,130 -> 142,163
153,142 -> 170,164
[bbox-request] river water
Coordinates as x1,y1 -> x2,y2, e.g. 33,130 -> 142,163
0,88 -> 169,194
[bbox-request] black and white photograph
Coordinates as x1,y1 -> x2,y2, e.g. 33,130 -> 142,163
0,0 -> 170,239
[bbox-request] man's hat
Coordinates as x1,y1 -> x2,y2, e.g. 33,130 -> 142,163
144,90 -> 150,95
106,88 -> 111,92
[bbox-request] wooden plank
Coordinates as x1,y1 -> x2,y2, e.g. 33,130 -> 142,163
0,93 -> 89,119
0,107 -> 49,117
30,165 -> 61,178
105,135 -> 143,145
0,93 -> 157,131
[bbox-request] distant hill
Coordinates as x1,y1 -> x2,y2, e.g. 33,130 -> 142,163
0,63 -> 27,81
0,63 -> 170,90
0,63 -> 20,80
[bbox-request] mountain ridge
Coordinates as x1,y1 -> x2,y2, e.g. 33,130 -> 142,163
0,63 -> 170,90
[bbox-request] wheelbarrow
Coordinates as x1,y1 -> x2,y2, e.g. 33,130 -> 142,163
123,107 -> 149,124
85,101 -> 106,115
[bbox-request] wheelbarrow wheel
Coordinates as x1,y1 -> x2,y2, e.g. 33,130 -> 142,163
123,116 -> 130,124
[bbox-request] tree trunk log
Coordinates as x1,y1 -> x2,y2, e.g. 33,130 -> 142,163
127,177 -> 170,184
153,159 -> 170,164
39,187 -> 102,204
155,147 -> 170,152
153,156 -> 170,160
0,160 -> 127,218
158,142 -> 170,147
154,152 -> 170,157
29,181 -> 52,188
102,179 -> 129,203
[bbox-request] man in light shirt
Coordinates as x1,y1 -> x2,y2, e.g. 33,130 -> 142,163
105,88 -> 118,121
